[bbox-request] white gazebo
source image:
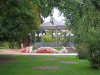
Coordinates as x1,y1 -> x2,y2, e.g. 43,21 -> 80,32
34,18 -> 74,47
33,18 -> 69,47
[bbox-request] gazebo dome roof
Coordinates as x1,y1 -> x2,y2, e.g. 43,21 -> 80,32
40,18 -> 66,29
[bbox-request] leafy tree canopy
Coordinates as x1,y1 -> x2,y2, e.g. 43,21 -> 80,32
0,0 -> 41,43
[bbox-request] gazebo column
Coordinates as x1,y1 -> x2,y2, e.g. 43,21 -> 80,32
64,29 -> 67,46
51,29 -> 53,43
57,29 -> 60,47
59,30 -> 61,46
56,26 -> 58,47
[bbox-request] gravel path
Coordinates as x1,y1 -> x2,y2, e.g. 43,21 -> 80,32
0,49 -> 78,55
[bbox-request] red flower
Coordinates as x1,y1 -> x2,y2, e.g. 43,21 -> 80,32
36,47 -> 56,53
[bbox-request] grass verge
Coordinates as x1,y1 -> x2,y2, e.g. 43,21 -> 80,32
0,55 -> 100,75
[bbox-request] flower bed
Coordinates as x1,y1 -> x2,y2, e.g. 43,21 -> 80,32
20,47 -> 29,53
33,47 -> 59,53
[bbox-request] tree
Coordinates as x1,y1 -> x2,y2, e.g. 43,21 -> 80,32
50,0 -> 100,68
87,28 -> 100,69
0,0 -> 41,48
62,0 -> 100,68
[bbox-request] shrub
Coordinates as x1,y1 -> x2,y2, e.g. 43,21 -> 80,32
87,29 -> 100,69
41,35 -> 52,42
76,43 -> 88,59
0,41 -> 9,49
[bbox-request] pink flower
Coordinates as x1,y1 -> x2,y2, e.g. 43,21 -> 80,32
36,47 -> 56,53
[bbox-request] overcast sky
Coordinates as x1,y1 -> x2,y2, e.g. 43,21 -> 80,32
44,8 -> 65,23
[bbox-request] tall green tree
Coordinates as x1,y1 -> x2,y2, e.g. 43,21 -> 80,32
62,0 -> 100,68
0,0 -> 41,48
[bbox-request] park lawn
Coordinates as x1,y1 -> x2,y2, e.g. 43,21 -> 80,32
0,55 -> 100,75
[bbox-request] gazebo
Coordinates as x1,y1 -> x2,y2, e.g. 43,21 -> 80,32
34,18 -> 73,47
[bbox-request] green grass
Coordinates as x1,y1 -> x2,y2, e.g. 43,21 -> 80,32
53,47 -> 62,50
0,55 -> 100,75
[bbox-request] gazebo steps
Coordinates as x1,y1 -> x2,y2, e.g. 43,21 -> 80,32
66,47 -> 77,53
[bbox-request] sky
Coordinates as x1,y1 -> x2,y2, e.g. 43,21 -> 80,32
44,8 -> 65,23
